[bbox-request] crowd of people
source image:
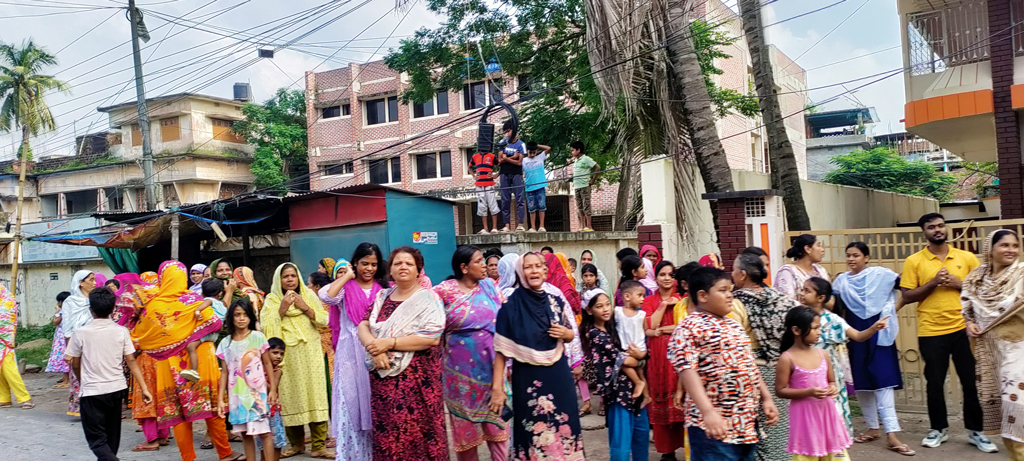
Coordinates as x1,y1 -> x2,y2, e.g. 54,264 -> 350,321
3,212 -> 1024,460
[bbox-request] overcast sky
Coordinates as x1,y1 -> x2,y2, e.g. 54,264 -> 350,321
0,0 -> 905,161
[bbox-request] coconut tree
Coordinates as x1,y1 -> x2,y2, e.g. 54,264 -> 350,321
0,39 -> 70,294
739,0 -> 811,230
0,39 -> 69,159
584,0 -> 737,249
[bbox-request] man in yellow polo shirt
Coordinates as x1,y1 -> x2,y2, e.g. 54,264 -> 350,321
900,213 -> 995,453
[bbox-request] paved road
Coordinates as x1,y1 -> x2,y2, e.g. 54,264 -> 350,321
0,372 -> 1006,460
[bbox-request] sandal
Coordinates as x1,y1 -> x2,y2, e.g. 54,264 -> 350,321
21,401 -> 35,410
132,444 -> 159,452
52,382 -> 69,389
280,447 -> 304,459
853,432 -> 880,443
325,438 -> 336,449
309,449 -> 335,459
0,403 -> 12,408
200,441 -> 214,449
888,444 -> 916,456
221,453 -> 245,461
579,401 -> 592,417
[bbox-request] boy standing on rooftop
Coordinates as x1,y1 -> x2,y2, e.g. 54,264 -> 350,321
571,140 -> 600,232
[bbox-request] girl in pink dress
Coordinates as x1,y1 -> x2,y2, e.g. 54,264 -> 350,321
776,306 -> 852,461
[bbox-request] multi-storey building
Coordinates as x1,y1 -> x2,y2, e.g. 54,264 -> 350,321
304,0 -> 808,233
899,0 -> 1024,216
0,91 -> 258,325
0,91 -> 256,223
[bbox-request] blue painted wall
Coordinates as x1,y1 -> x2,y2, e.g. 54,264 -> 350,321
290,223 -> 388,278
384,191 -> 456,284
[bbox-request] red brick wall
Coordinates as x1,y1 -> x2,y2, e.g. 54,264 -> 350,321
637,224 -> 663,255
715,199 -> 747,272
990,0 -> 1023,218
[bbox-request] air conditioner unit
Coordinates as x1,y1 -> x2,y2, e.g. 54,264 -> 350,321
356,141 -> 364,151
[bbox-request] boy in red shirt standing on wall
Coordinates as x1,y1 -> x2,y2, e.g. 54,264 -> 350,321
469,149 -> 500,234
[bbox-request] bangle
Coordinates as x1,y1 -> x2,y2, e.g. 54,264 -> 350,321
392,338 -> 398,350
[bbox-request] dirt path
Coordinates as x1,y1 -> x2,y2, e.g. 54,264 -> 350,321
0,372 -> 1006,460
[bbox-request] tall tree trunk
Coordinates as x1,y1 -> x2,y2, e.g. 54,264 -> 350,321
614,154 -> 634,231
664,0 -> 734,240
739,0 -> 811,231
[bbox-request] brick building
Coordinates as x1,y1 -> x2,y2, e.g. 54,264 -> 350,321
304,0 -> 808,234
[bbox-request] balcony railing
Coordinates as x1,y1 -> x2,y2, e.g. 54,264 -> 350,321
908,0 -> 990,75
908,0 -> 1024,76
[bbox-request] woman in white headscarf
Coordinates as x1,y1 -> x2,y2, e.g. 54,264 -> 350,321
833,242 -> 912,455
496,254 -> 521,299
62,269 -> 96,417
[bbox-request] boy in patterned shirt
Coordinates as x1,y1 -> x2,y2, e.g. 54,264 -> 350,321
668,267 -> 778,461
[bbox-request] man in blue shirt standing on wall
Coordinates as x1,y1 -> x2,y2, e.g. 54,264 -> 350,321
497,120 -> 526,232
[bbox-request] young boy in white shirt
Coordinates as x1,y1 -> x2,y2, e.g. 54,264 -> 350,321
67,287 -> 152,461
522,141 -> 551,232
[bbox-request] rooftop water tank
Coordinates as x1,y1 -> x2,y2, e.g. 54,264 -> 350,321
233,82 -> 251,102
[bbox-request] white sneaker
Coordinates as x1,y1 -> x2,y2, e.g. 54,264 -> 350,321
515,225 -> 526,232
538,227 -> 547,232
500,225 -> 511,233
490,228 -> 500,234
921,429 -> 948,448
526,228 -> 537,233
968,431 -> 999,453
477,229 -> 489,235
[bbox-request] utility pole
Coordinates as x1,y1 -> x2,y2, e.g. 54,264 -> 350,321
9,128 -> 30,298
170,211 -> 179,261
129,0 -> 158,211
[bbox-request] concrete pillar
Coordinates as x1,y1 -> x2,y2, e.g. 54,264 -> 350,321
702,189 -> 784,273
989,0 -> 1023,217
639,158 -> 680,262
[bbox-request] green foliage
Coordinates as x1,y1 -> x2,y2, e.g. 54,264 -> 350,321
382,1 -> 755,178
0,39 -> 70,142
16,144 -> 31,161
957,161 -> 998,196
690,20 -> 760,119
232,88 -> 307,194
824,147 -> 957,202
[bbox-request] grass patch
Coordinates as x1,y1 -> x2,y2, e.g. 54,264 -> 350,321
17,345 -> 52,368
16,324 -> 56,347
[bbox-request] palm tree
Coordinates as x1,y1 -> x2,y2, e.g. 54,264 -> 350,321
584,0 -> 735,249
739,0 -> 811,230
0,39 -> 70,293
0,39 -> 69,159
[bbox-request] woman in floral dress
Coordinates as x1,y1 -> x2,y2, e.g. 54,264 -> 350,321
492,252 -> 584,460
357,247 -> 447,461
434,245 -> 509,461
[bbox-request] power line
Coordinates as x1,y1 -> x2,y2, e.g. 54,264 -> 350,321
777,0 -> 873,74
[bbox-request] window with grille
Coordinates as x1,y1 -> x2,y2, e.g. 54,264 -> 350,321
412,90 -> 450,118
462,80 -> 502,109
324,162 -> 353,176
745,197 -> 766,218
322,106 -> 341,119
365,96 -> 399,125
415,151 -> 452,179
368,157 -> 401,184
